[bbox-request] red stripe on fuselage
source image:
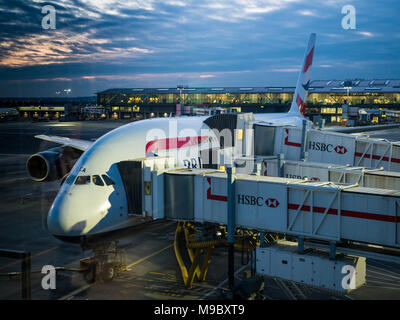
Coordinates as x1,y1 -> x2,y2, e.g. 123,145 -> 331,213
145,136 -> 208,155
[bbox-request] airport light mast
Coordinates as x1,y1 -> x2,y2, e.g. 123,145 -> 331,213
343,80 -> 352,105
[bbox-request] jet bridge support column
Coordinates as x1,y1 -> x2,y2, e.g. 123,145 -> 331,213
227,165 -> 236,289
330,241 -> 337,260
298,237 -> 305,254
300,119 -> 308,161
278,153 -> 284,177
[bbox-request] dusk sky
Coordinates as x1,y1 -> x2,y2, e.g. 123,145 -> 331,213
0,0 -> 399,97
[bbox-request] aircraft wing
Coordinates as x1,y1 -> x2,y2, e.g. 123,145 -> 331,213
35,134 -> 93,151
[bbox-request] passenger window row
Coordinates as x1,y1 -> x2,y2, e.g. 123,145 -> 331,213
73,174 -> 115,186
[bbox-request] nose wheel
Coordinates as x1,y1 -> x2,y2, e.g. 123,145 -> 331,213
81,241 -> 126,284
100,263 -> 115,282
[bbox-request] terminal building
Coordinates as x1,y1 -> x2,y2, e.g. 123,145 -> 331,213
97,79 -> 400,124
7,79 -> 400,124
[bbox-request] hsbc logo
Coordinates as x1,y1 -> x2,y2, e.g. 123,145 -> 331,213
285,173 -> 321,182
334,145 -> 347,154
238,194 -> 263,206
308,141 -> 347,155
265,198 -> 279,208
237,194 -> 279,208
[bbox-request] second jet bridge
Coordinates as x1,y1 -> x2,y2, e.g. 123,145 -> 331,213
204,113 -> 400,172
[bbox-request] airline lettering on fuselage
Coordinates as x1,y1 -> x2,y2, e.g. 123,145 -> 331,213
183,157 -> 202,169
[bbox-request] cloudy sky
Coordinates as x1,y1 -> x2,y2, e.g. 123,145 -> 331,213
0,0 -> 399,97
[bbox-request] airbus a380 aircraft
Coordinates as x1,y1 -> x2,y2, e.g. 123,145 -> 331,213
26,33 -> 316,243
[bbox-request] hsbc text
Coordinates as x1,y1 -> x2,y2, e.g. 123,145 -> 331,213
308,141 -> 347,154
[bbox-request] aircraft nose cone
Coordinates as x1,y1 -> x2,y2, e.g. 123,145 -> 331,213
47,192 -> 88,237
47,206 -> 64,236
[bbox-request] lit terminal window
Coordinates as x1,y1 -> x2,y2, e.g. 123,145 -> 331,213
321,107 -> 336,114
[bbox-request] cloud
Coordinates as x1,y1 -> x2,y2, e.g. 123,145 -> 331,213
357,31 -> 375,37
271,68 -> 301,72
199,0 -> 300,22
0,30 -> 153,67
0,0 -> 399,96
297,9 -> 316,16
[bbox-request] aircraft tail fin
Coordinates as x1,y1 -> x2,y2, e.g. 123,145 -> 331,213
288,33 -> 316,117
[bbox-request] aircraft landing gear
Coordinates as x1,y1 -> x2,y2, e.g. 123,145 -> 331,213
81,241 -> 126,284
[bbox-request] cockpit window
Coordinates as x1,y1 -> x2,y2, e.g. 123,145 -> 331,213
92,175 -> 104,186
75,175 -> 90,185
102,174 -> 115,186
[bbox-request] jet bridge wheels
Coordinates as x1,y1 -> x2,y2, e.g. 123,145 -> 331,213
81,241 -> 126,284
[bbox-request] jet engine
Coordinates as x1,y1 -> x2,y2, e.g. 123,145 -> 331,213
26,146 -> 82,182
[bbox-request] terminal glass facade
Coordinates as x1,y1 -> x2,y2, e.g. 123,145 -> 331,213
98,91 -> 400,107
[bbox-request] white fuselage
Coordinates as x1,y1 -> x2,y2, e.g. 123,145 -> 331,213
47,112 -> 308,240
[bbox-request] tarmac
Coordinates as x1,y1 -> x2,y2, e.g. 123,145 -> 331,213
0,120 -> 400,300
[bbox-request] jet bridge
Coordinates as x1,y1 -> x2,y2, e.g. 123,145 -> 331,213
206,113 -> 400,172
133,164 -> 400,292
120,155 -> 400,251
235,156 -> 400,190
272,125 -> 400,171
